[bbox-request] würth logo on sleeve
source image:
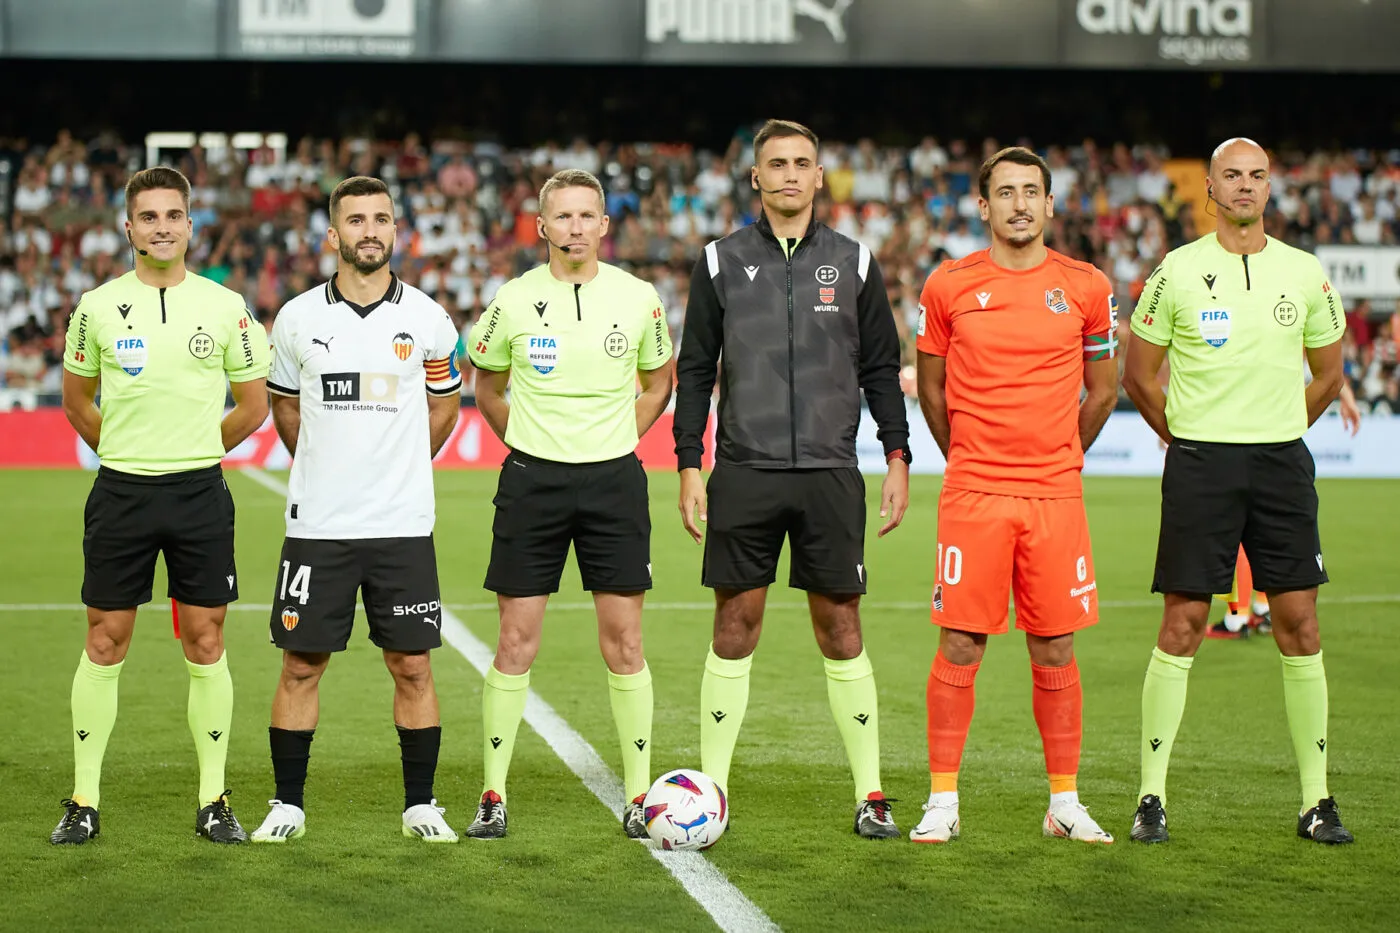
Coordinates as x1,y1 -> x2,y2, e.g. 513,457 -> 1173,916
392,332 -> 415,361
819,287 -> 836,304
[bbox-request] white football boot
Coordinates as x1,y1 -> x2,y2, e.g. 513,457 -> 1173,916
250,799 -> 306,843
909,794 -> 960,844
403,798 -> 459,843
1043,799 -> 1114,844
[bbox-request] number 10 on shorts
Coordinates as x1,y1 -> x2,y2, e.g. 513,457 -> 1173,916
280,561 -> 311,606
936,543 -> 963,585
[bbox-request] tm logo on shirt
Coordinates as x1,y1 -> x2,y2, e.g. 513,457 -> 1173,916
528,336 -> 559,374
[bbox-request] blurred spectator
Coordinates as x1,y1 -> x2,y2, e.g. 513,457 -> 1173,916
3,129 -> 1399,409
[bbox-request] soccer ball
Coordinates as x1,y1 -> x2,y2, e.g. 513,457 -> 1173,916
642,769 -> 728,851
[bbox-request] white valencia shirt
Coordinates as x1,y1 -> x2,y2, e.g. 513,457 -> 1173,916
268,274 -> 462,539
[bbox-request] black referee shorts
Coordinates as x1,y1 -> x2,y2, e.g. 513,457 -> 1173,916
484,450 -> 652,596
1153,438 -> 1328,596
702,464 -> 867,594
82,464 -> 238,610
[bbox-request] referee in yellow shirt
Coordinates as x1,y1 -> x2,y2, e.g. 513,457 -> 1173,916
52,167 -> 270,845
463,169 -> 674,840
1122,138 -> 1352,845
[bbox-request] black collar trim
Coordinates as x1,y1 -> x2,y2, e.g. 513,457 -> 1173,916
326,273 -> 401,318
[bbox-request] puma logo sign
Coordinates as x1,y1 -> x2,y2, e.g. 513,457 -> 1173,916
76,730 -> 89,741
744,265 -> 760,281
208,731 -> 222,741
1317,738 -> 1326,752
1150,738 -> 1162,751
710,710 -> 726,723
976,291 -> 991,308
634,739 -> 647,751
793,0 -> 854,42
490,736 -> 502,749
311,337 -> 333,352
424,616 -> 440,630
854,714 -> 869,726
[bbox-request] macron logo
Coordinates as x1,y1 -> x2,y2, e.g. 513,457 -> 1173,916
744,265 -> 760,281
976,291 -> 992,308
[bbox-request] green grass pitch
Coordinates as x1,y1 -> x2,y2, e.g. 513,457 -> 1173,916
1,469 -> 1395,932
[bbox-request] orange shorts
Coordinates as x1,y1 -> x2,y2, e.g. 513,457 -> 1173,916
930,486 -> 1099,637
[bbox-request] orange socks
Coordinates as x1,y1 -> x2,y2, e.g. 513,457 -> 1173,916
926,651 -> 979,792
1031,658 -> 1082,794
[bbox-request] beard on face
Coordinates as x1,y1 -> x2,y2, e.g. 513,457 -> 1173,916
339,235 -> 392,274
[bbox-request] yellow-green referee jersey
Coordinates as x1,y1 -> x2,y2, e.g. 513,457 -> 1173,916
63,270 -> 270,475
467,262 -> 672,463
1131,233 -> 1344,444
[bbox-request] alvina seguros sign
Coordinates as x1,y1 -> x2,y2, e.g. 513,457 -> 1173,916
1072,0 -> 1255,66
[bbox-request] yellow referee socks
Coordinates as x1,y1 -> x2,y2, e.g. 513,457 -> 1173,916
481,665 -> 530,803
71,651 -> 123,809
1139,647 -> 1193,804
700,646 -> 752,794
825,649 -> 883,802
186,651 -> 233,805
1282,652 -> 1330,808
608,663 -> 653,801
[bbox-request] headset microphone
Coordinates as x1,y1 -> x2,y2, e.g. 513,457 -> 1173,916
126,230 -> 149,257
1206,184 -> 1235,215
540,232 -> 576,255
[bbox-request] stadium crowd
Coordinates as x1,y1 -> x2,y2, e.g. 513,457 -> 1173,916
1,130 -> 1398,410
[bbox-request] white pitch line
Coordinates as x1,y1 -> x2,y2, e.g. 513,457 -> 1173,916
237,464 -> 291,496
440,608 -> 779,933
233,467 -> 779,933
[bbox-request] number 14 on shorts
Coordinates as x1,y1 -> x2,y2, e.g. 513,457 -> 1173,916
280,561 -> 311,606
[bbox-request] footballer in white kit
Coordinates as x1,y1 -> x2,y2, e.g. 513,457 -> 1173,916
253,176 -> 463,845
266,271 -> 461,647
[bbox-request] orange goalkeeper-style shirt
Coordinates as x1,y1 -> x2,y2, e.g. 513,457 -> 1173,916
917,248 -> 1117,498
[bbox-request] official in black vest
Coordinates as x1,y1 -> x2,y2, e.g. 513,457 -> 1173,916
673,119 -> 909,838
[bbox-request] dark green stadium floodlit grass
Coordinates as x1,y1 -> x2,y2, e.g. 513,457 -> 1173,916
1,468 -> 1396,932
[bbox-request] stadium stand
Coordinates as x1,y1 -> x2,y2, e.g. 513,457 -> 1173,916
1,132 -> 1397,410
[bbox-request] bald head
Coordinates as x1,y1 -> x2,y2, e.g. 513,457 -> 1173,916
1209,137 -> 1266,173
1207,137 -> 1270,227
